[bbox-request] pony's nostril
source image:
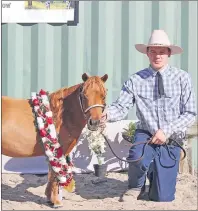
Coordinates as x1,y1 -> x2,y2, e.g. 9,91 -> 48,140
89,119 -> 93,126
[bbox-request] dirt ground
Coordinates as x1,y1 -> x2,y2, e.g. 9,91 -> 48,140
1,172 -> 198,210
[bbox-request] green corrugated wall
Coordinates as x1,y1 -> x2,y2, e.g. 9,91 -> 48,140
2,1 -> 197,120
2,1 -> 198,170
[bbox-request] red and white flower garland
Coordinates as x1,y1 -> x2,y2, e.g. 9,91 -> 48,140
31,89 -> 74,188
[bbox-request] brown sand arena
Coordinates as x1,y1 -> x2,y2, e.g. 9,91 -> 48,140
1,172 -> 197,210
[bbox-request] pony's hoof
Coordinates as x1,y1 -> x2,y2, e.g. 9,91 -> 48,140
53,203 -> 63,208
46,199 -> 63,208
52,200 -> 63,208
46,198 -> 52,204
46,200 -> 52,204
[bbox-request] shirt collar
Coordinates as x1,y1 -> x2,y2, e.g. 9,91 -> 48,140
148,64 -> 170,77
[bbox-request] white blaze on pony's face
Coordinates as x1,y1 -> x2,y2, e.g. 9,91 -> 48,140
81,73 -> 108,131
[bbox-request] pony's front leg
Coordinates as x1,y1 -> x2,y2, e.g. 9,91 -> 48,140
45,166 -> 63,208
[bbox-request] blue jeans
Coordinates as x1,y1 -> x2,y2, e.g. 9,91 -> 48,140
127,129 -> 181,202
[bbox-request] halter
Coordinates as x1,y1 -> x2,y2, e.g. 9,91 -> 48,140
78,84 -> 106,120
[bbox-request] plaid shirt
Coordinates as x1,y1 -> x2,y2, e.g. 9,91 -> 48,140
107,65 -> 197,139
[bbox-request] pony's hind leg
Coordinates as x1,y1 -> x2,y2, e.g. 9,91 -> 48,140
45,166 -> 63,208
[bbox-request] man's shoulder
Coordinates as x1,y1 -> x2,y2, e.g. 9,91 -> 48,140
129,68 -> 150,81
170,66 -> 191,81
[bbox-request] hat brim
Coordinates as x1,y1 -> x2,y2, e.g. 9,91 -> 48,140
135,44 -> 183,55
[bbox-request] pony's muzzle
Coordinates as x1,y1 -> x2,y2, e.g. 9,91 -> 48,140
89,119 -> 100,127
87,118 -> 100,131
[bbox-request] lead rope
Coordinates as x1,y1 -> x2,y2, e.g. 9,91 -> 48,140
164,139 -> 186,161
101,133 -> 151,163
100,130 -> 186,163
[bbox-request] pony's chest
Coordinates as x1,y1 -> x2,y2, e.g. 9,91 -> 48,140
59,127 -> 73,141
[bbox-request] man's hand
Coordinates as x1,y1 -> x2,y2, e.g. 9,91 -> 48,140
100,109 -> 108,128
151,129 -> 167,145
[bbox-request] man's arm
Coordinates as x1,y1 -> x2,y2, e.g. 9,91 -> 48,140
106,77 -> 135,122
161,72 -> 197,139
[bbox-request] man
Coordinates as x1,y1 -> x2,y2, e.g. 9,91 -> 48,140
101,30 -> 197,202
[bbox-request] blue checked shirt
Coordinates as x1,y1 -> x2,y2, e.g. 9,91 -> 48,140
107,65 -> 197,139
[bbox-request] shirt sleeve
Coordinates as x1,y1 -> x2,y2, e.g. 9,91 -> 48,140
106,77 -> 135,122
161,73 -> 197,139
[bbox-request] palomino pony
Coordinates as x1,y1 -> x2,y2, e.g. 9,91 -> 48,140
2,73 -> 108,207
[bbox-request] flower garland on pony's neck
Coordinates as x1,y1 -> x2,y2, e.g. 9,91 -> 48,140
31,89 -> 75,192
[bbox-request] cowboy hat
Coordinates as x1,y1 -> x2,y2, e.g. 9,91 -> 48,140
135,30 -> 183,55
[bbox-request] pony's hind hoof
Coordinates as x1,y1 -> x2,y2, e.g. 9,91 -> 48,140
46,199 -> 53,205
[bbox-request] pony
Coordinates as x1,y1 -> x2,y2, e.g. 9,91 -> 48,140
2,73 -> 108,207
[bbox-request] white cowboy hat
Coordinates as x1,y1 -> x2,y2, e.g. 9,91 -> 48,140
135,30 -> 183,55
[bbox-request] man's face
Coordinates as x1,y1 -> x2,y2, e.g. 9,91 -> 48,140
147,47 -> 171,70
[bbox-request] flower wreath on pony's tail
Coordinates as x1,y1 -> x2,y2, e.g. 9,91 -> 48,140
31,89 -> 75,193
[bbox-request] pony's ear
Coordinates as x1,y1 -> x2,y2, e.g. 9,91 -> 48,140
82,73 -> 89,82
101,74 -> 108,82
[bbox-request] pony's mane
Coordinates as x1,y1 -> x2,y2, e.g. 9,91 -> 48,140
49,84 -> 80,132
49,76 -> 106,132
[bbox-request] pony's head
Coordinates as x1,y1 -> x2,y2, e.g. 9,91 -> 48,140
80,73 -> 108,131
